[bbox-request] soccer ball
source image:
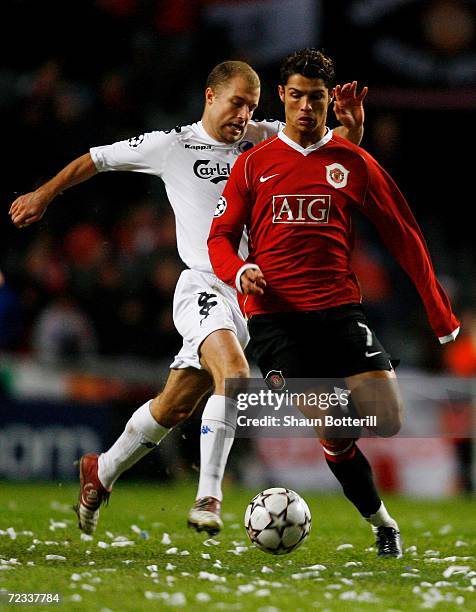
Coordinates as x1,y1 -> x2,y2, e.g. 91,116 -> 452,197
244,487 -> 311,555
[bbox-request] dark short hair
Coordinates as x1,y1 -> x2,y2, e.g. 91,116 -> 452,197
280,49 -> 336,88
206,61 -> 260,91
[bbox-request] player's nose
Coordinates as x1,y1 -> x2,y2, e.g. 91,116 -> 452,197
237,106 -> 251,122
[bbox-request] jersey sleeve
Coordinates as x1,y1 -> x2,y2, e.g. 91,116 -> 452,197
208,153 -> 252,290
89,130 -> 176,177
360,152 -> 460,343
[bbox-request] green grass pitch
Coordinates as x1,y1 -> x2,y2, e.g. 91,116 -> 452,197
1,481 -> 475,611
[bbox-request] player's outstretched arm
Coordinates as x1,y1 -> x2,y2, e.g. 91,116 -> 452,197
9,153 -> 97,228
333,81 -> 368,146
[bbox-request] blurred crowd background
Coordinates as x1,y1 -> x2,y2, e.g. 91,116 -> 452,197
1,0 -> 475,375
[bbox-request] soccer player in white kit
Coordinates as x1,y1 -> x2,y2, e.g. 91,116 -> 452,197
9,60 -> 367,535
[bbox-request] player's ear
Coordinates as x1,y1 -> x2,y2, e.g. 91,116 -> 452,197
205,87 -> 215,106
278,84 -> 285,103
328,88 -> 335,105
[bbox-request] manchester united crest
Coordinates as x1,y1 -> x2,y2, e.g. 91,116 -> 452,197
265,370 -> 286,391
325,163 -> 349,189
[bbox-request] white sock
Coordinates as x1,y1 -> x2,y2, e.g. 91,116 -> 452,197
196,394 -> 237,501
365,501 -> 399,533
98,400 -> 170,489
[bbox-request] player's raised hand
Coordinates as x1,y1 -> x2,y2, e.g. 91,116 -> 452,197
333,81 -> 368,131
240,268 -> 267,295
9,189 -> 52,228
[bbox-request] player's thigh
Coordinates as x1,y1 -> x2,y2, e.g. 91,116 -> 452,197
326,304 -> 393,377
248,314 -> 308,384
200,328 -> 249,380
172,269 -> 249,372
151,367 -> 213,425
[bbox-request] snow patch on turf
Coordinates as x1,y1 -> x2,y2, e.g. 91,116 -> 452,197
291,571 -> 321,580
227,546 -> 248,555
196,592 -> 211,602
339,590 -> 380,603
442,566 -> 471,578
80,533 -> 93,542
425,556 -> 474,564
49,519 -> 68,531
203,538 -> 220,547
416,586 -> 465,608
199,571 -> 226,583
69,594 -> 82,602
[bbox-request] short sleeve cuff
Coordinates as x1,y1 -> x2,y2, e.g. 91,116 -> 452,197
89,147 -> 105,172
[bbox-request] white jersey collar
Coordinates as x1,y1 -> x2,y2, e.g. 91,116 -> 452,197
195,120 -> 226,145
278,127 -> 333,155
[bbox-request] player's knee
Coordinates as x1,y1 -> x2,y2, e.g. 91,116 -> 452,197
224,357 -> 250,380
213,357 -> 250,395
374,412 -> 402,437
373,399 -> 403,437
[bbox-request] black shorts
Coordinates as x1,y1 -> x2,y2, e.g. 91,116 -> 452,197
248,303 -> 392,381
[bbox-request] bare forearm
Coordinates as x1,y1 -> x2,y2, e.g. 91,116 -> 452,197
9,152 -> 98,228
39,153 -> 98,199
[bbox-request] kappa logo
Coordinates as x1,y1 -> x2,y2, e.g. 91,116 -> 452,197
272,194 -> 331,224
197,291 -> 218,324
185,144 -> 213,150
325,163 -> 349,189
193,160 -> 231,183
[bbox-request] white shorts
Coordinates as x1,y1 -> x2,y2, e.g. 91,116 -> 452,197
170,269 -> 249,370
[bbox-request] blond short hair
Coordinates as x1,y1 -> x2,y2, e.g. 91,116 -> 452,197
206,61 -> 260,92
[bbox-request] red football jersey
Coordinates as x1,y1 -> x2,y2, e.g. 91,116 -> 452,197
208,130 -> 459,343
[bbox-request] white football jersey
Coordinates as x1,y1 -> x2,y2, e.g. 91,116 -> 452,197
90,120 -> 282,272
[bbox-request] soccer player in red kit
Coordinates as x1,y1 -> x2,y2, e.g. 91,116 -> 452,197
208,49 -> 460,558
